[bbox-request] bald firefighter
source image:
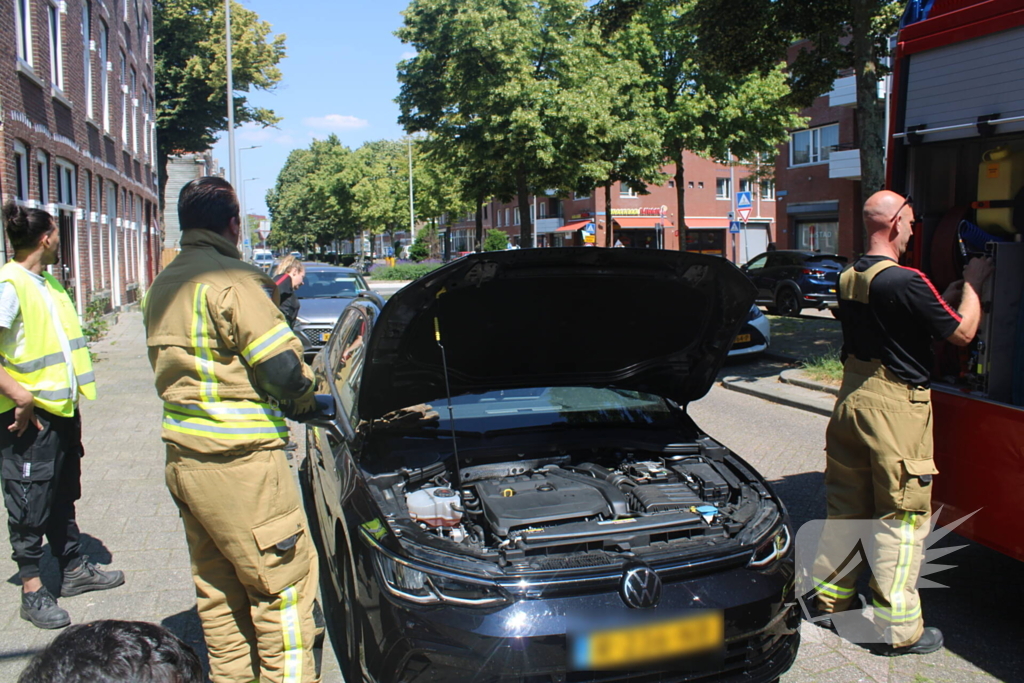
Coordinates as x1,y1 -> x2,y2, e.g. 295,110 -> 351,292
812,191 -> 992,655
144,177 -> 319,682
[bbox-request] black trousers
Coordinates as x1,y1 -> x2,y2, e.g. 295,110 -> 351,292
0,408 -> 83,581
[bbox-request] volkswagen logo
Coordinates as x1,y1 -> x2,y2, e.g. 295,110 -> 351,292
620,565 -> 661,609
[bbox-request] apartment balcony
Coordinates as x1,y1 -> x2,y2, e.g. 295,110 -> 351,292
829,148 -> 861,180
534,217 -> 565,234
828,75 -> 857,108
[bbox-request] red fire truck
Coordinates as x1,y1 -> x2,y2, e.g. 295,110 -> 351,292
888,0 -> 1024,562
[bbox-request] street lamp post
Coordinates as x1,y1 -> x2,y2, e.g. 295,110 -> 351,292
242,177 -> 259,260
225,0 -> 235,186
237,145 -> 261,259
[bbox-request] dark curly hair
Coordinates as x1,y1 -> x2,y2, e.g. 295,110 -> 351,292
2,202 -> 55,251
18,620 -> 204,683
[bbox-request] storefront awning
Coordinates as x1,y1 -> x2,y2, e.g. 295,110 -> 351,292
556,220 -> 593,232
614,217 -> 674,229
681,218 -> 728,229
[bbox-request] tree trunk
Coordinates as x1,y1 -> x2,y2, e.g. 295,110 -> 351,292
475,195 -> 484,252
516,168 -> 533,249
673,148 -> 687,252
604,182 -> 614,247
853,0 -> 886,253
442,216 -> 451,262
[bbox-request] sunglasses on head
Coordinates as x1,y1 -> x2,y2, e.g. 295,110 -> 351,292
890,194 -> 920,228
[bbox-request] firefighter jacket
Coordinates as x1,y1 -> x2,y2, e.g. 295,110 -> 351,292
144,229 -> 314,455
0,262 -> 96,417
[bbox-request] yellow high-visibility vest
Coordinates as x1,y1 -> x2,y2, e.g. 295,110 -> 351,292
0,262 -> 97,417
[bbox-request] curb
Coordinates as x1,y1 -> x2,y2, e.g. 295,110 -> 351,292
779,369 -> 840,396
720,377 -> 835,418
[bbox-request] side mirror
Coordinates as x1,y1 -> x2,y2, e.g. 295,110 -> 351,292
299,394 -> 346,442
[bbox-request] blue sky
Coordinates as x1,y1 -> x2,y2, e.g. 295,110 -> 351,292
210,0 -> 414,221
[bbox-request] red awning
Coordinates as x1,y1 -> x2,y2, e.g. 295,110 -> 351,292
556,220 -> 593,232
614,217 -> 674,229
682,218 -> 729,229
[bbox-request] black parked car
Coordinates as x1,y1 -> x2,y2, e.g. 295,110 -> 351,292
301,249 -> 799,683
740,250 -> 847,316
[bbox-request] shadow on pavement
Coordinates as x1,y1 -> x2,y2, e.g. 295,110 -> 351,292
767,471 -> 826,531
5,534 -> 114,596
162,606 -> 211,678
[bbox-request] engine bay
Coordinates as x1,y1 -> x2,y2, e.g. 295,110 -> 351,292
372,439 -> 766,564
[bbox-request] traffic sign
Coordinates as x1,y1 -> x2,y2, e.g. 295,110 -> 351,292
729,221 -> 742,234
737,207 -> 752,222
736,191 -> 753,209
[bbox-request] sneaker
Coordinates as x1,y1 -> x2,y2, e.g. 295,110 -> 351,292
21,587 -> 71,629
871,627 -> 944,656
61,558 -> 125,597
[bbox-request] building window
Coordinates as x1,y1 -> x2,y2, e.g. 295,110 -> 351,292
13,142 -> 30,202
539,202 -> 547,219
482,205 -> 488,220
55,159 -> 76,206
698,182 -> 704,189
100,22 -> 110,132
131,67 -> 138,153
668,180 -> 675,188
575,190 -> 590,201
739,178 -> 752,194
83,1 -> 93,118
37,151 -> 50,205
688,181 -> 694,189
514,207 -> 520,225
15,0 -> 33,65
120,51 -> 128,142
760,181 -> 775,200
47,1 -> 63,90
715,178 -> 731,200
620,185 -> 641,198
790,124 -> 839,166
530,203 -> 535,222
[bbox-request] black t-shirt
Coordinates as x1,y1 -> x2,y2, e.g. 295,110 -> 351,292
275,274 -> 300,327
838,255 -> 962,387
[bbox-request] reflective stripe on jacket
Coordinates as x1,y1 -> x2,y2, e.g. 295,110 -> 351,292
0,262 -> 96,417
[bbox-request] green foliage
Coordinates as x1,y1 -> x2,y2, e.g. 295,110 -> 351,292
82,297 -> 111,343
369,263 -> 441,281
154,0 -> 285,196
801,347 -> 843,385
483,229 -> 510,252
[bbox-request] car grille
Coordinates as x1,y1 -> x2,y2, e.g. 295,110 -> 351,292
303,327 -> 332,346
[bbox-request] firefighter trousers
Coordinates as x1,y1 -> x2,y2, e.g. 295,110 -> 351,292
813,358 -> 938,648
166,446 -> 320,683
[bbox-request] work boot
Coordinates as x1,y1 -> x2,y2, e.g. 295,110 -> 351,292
871,627 -> 944,656
61,558 -> 125,597
21,587 -> 71,629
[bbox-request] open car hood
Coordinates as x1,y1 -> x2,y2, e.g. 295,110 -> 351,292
359,248 -> 755,420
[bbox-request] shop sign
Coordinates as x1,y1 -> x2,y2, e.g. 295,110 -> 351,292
584,234 -> 596,244
610,207 -> 663,217
570,212 -> 593,219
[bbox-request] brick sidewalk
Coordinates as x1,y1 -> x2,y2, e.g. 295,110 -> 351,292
0,311 -> 341,681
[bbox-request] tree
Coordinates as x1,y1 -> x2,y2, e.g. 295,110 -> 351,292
154,0 -> 286,202
687,0 -> 904,248
397,0 -> 601,248
624,0 -> 805,240
483,229 -> 510,252
265,136 -> 354,253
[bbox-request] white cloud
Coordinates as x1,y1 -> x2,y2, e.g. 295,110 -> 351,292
302,114 -> 370,131
237,122 -> 295,146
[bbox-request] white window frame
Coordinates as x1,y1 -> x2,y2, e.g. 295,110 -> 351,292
715,177 -> 731,200
619,185 -> 640,198
100,22 -> 110,133
120,51 -> 128,142
47,0 -> 64,91
514,207 -> 519,225
83,1 -> 93,119
760,180 -> 775,201
538,201 -> 547,219
739,178 -> 752,195
15,0 -> 34,66
36,150 -> 50,205
504,208 -> 510,227
55,158 -> 76,207
789,123 -> 840,167
13,141 -> 30,202
130,67 -> 138,153
85,170 -> 95,291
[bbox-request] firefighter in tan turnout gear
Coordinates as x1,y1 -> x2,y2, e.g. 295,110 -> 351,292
813,190 -> 992,655
144,177 -> 320,682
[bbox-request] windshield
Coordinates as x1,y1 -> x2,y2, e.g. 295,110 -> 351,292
389,387 -> 678,433
298,271 -> 368,299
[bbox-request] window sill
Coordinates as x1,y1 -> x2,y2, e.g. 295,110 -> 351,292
102,131 -> 116,143
788,161 -> 829,169
716,197 -> 731,201
85,118 -> 101,131
51,85 -> 73,110
15,59 -> 46,89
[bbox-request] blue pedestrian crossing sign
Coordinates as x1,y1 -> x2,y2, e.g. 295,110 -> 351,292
729,221 -> 742,234
736,192 -> 753,209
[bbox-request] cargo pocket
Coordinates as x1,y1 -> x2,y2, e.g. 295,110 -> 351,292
899,458 -> 939,515
251,507 -> 310,595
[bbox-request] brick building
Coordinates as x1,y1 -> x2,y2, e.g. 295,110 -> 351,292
0,0 -> 160,314
162,151 -> 218,266
446,153 -> 776,264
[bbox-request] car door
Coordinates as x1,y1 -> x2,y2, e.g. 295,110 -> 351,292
742,254 -> 771,303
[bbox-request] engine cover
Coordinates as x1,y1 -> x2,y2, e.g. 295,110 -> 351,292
476,472 -> 611,537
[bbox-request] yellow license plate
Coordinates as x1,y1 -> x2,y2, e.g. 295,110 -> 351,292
734,333 -> 752,344
829,288 -> 836,293
576,611 -> 723,670
322,332 -> 331,342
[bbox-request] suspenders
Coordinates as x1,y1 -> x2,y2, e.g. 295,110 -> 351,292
839,260 -> 898,305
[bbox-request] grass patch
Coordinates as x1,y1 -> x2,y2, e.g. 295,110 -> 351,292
369,263 -> 441,281
801,347 -> 843,385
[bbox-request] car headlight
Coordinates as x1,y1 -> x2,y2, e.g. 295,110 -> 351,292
747,524 -> 791,568
369,537 -> 510,607
748,307 -> 764,322
294,315 -> 310,326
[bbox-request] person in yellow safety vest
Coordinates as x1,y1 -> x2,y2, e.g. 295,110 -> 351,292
143,177 -> 321,683
0,203 -> 124,630
812,191 -> 992,655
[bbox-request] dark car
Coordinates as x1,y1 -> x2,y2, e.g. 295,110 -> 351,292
741,250 -> 847,316
301,249 -> 799,683
292,265 -> 383,360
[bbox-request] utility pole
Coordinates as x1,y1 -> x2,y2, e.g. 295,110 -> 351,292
225,0 -> 236,187
408,137 -> 415,239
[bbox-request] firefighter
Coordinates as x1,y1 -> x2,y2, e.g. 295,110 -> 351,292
143,178 -> 320,682
0,203 -> 124,630
812,191 -> 992,655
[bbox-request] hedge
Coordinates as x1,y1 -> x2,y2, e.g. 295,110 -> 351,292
368,263 -> 442,281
